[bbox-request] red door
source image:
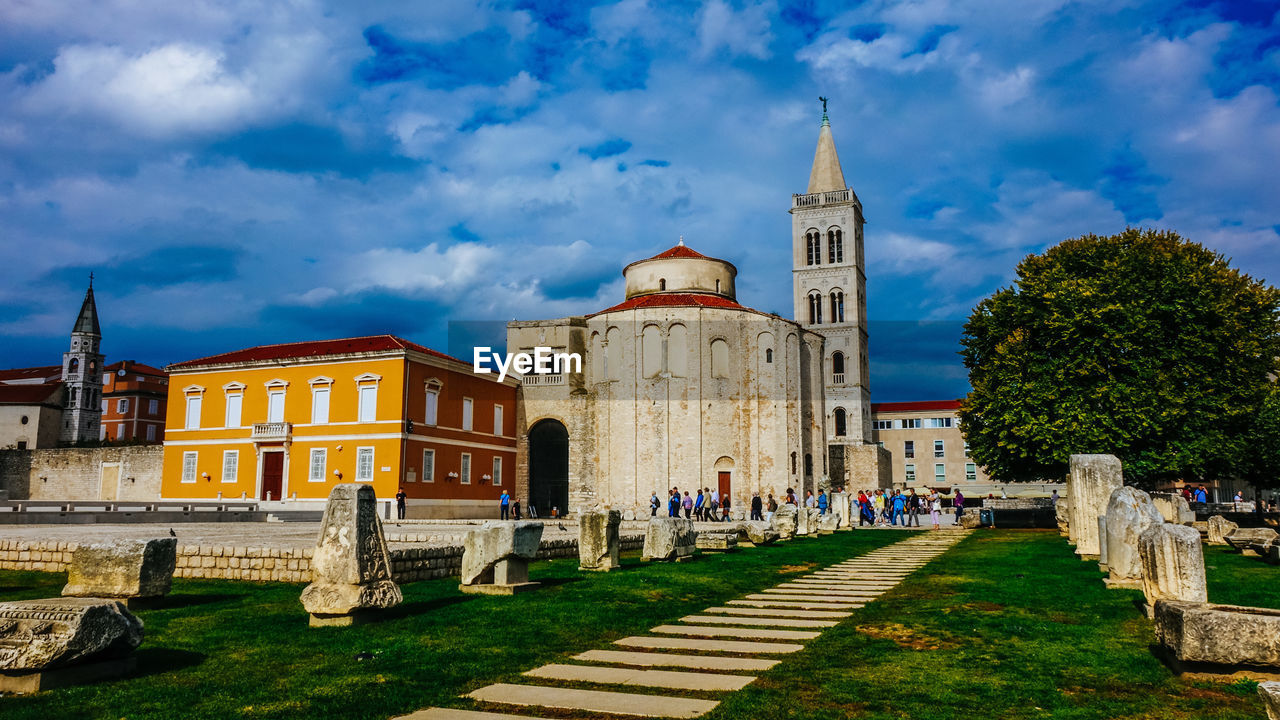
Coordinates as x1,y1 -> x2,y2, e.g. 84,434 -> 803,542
717,472 -> 731,502
261,452 -> 284,501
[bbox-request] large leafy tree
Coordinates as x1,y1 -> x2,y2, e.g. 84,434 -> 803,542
959,228 -> 1280,487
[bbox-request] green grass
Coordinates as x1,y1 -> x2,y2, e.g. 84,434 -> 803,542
0,530 -> 1272,719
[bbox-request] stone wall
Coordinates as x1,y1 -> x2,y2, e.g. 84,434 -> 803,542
0,446 -> 163,501
0,533 -> 647,584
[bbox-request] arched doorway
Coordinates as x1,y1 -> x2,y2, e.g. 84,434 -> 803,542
529,419 -> 569,517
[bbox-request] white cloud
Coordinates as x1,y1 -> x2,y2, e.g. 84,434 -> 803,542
696,0 -> 775,60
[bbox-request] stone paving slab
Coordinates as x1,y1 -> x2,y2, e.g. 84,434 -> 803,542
468,683 -> 718,719
574,649 -> 779,672
653,624 -> 820,641
525,663 -> 755,692
679,614 -> 838,628
743,593 -> 875,603
762,588 -> 885,597
775,584 -> 884,592
393,708 -> 556,720
727,599 -> 865,610
615,636 -> 804,654
702,606 -> 851,619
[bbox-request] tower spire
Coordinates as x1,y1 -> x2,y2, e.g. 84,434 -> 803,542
71,281 -> 101,336
807,101 -> 846,194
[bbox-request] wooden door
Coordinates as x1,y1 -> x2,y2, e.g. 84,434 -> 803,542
99,464 -> 119,501
717,472 -> 731,501
261,452 -> 284,501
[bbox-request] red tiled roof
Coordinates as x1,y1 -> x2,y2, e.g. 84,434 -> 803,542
871,399 -> 963,413
0,366 -> 61,383
105,360 -> 168,377
0,382 -> 62,405
169,335 -> 461,370
649,244 -> 709,260
591,293 -> 746,316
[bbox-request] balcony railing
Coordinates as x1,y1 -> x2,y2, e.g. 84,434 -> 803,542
832,373 -> 845,384
252,422 -> 291,441
793,189 -> 854,208
522,374 -> 565,386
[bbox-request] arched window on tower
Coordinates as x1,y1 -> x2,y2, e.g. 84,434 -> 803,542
828,228 -> 844,263
659,278 -> 666,291
834,408 -> 847,436
804,453 -> 813,476
808,293 -> 823,325
829,291 -> 844,323
832,352 -> 845,383
69,358 -> 79,374
806,231 -> 820,266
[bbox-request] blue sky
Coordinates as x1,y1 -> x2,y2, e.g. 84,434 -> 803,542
1,0 -> 1277,401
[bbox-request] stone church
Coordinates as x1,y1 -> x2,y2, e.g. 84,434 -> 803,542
508,110 -> 888,517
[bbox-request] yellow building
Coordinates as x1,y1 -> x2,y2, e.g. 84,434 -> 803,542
161,335 -> 518,516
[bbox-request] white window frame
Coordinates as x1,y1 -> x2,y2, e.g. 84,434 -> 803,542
118,398 -> 129,413
460,452 -> 471,485
309,448 -> 327,483
145,424 -> 156,442
221,450 -> 238,483
181,451 -> 198,483
966,462 -> 977,482
461,397 -> 474,431
148,398 -> 158,415
935,463 -> 946,483
116,422 -> 125,438
267,389 -> 285,424
493,404 -> 504,436
358,384 -> 377,423
425,383 -> 440,425
423,449 -> 435,483
184,394 -> 202,430
225,393 -> 243,428
905,463 -> 916,482
492,456 -> 502,486
934,439 -> 945,458
311,386 -> 330,425
355,447 -> 374,482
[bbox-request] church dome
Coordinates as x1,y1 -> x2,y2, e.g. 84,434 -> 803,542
621,240 -> 737,300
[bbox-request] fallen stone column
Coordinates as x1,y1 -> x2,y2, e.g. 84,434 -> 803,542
1104,486 -> 1164,588
460,521 -> 544,594
300,483 -> 402,625
0,597 -> 144,694
771,504 -> 797,540
1152,493 -> 1195,525
734,521 -> 779,546
1068,454 -> 1123,558
1224,528 -> 1279,556
817,514 -> 839,535
1206,515 -> 1239,545
1259,681 -> 1280,720
1138,524 -> 1207,614
1154,600 -> 1280,676
694,532 -> 737,552
578,509 -> 621,572
61,537 -> 177,607
642,518 -> 695,561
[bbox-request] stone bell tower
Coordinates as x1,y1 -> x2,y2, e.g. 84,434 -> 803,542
60,277 -> 104,444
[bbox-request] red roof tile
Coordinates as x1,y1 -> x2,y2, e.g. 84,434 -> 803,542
0,366 -> 62,384
169,335 -> 461,370
871,399 -> 963,413
649,244 -> 709,260
105,360 -> 168,377
591,292 -> 746,316
0,382 -> 63,405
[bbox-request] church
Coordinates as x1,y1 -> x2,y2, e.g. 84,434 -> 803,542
508,109 -> 889,518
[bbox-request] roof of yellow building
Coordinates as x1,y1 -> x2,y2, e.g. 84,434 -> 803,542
168,334 -> 461,370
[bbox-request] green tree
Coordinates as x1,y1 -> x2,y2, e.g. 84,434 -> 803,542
1242,384 -> 1280,490
959,228 -> 1280,487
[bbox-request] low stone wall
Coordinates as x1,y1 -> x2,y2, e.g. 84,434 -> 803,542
983,498 -> 1055,510
0,446 -> 163,501
0,533 -> 648,584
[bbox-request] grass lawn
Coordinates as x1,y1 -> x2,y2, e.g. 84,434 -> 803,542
0,529 -> 1272,719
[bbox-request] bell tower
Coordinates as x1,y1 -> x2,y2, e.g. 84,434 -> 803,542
60,276 -> 104,444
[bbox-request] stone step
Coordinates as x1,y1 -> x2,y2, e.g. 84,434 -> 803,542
679,614 -> 838,628
743,593 -> 875,604
775,584 -> 883,592
702,606 -> 850,619
727,599 -> 865,610
653,624 -> 820,641
468,683 -> 718,719
392,708 -> 555,720
573,649 -> 779,672
525,663 -> 755,692
615,635 -> 804,654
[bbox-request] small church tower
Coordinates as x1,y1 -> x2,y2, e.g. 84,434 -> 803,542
790,101 -> 886,488
60,277 -> 104,444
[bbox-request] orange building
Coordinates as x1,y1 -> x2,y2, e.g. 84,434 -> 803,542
161,335 -> 518,517
101,360 -> 169,443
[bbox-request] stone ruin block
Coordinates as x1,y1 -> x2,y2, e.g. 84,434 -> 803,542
578,508 -> 621,572
461,521 -> 544,594
734,521 -> 779,546
0,597 -> 143,693
959,512 -> 984,529
771,504 -> 797,540
829,493 -> 852,529
1098,516 -> 1109,569
1138,523 -> 1207,613
1154,600 -> 1280,675
642,517 -> 696,561
1259,681 -> 1280,720
1104,486 -> 1163,588
1055,498 -> 1071,537
1225,527 -> 1280,556
817,513 -> 840,534
300,484 -> 402,625
1206,515 -> 1238,545
1068,454 -> 1123,558
1151,493 -> 1196,525
61,537 -> 177,605
794,505 -> 812,536
695,532 -> 737,552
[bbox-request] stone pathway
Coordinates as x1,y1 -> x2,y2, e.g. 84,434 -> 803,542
394,531 -> 967,720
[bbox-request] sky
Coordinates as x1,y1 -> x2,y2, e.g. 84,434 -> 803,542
1,0 -> 1277,401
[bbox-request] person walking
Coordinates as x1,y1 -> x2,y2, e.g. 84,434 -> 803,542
694,489 -> 705,521
668,488 -> 680,517
766,493 -> 778,522
499,489 -> 510,520
785,488 -> 797,506
817,489 -> 829,516
682,491 -> 693,519
891,490 -> 906,526
1051,489 -> 1059,506
650,492 -> 660,517
708,488 -> 720,521
395,486 -> 408,520
751,491 -> 764,521
953,489 -> 965,522
722,494 -> 732,521
512,496 -> 522,520
805,490 -> 816,509
929,490 -> 942,529
860,491 -> 874,526
907,489 -> 921,527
